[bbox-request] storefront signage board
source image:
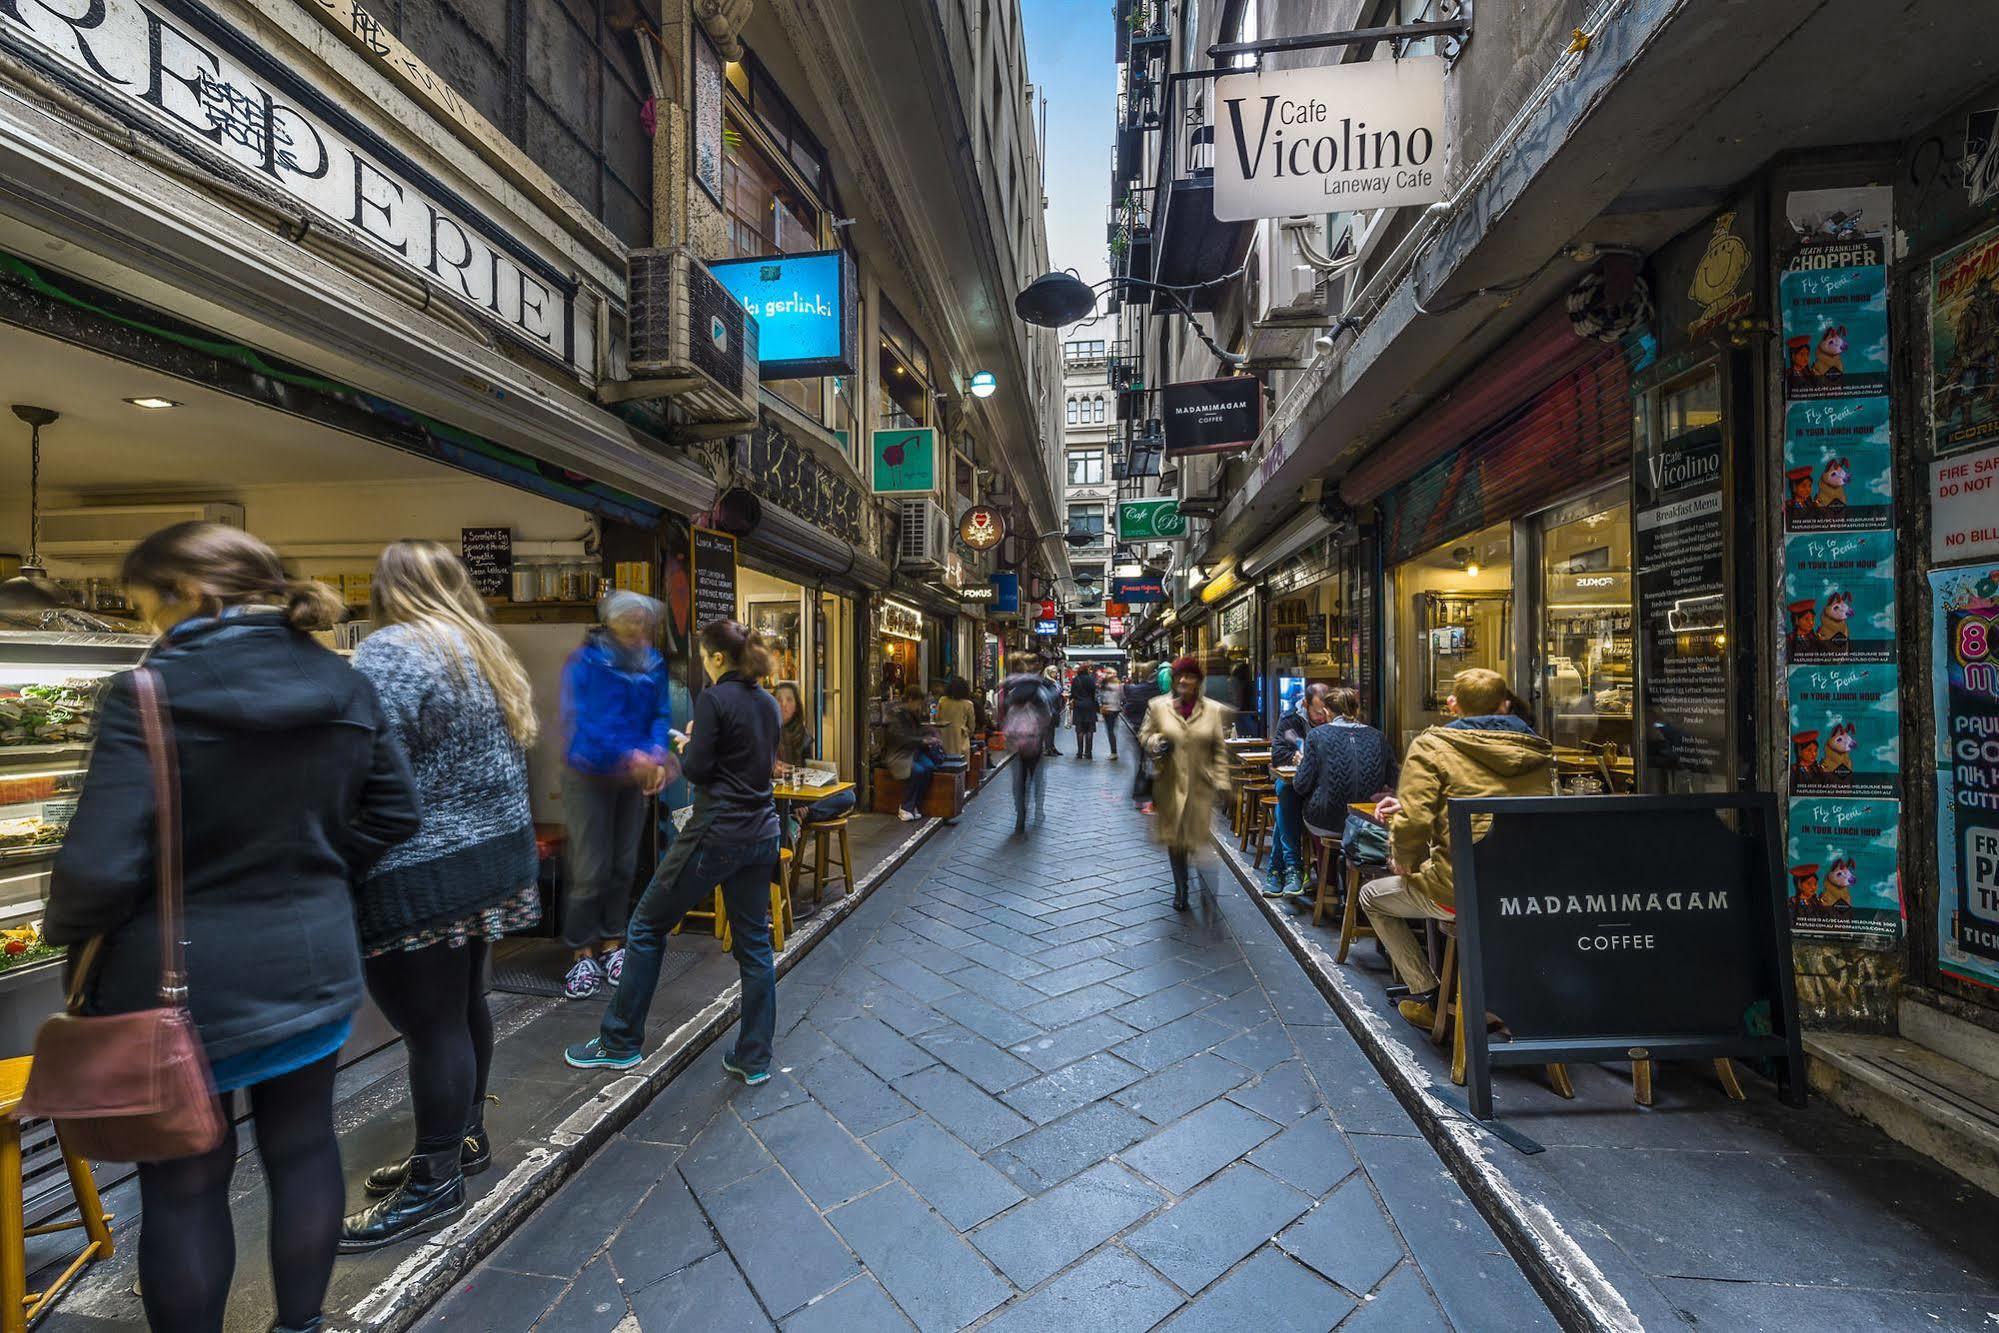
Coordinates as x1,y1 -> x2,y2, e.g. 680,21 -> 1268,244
691,527 -> 738,634
460,527 -> 512,598
1033,618 -> 1059,636
960,505 -> 1005,550
1161,379 -> 1263,457
710,251 -> 854,379
1118,498 -> 1188,541
1931,224 -> 1999,455
990,572 -> 1020,616
1111,575 -> 1166,604
1931,565 -> 1999,987
1931,441 -> 1999,563
1211,58 -> 1448,222
872,428 -> 940,496
0,0 -> 595,374
1448,794 -> 1807,1123
1635,424 -> 1728,779
879,600 -> 923,640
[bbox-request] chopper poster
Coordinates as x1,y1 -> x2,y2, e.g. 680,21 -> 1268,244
1931,564 -> 1999,987
1931,224 -> 1999,455
1782,398 -> 1892,532
1782,531 -> 1896,664
1786,797 -> 1902,946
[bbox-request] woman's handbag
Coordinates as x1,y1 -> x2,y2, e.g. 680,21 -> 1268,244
16,670 -> 225,1163
1342,809 -> 1392,869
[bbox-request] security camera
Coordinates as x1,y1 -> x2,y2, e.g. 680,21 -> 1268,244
1312,334 -> 1337,356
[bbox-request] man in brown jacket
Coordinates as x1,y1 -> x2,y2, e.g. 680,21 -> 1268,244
1359,668 -> 1555,1029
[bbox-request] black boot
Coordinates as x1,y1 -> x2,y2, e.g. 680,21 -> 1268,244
269,1319 -> 323,1333
363,1126 -> 492,1198
339,1148 -> 466,1252
1172,859 -> 1191,911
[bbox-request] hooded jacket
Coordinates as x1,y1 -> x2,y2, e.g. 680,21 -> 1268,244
45,613 -> 420,1063
561,628 -> 673,776
1388,716 -> 1555,909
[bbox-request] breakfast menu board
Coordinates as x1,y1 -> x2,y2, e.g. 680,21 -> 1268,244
691,527 -> 738,635
461,527 -> 512,598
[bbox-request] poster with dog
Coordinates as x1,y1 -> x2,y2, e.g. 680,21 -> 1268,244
1780,220 -> 1889,402
1782,398 -> 1892,532
1786,797 -> 1901,946
1782,531 -> 1896,664
1786,664 -> 1899,798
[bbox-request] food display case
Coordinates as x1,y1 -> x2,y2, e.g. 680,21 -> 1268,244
0,631 -> 149,1054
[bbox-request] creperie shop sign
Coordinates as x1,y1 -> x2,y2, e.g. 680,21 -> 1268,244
1,0 -> 594,373
1213,58 -> 1448,222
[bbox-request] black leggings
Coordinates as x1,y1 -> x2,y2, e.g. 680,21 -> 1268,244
137,1053 -> 342,1332
365,937 -> 493,1156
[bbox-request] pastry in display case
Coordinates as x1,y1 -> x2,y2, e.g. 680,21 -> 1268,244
0,630 -> 151,975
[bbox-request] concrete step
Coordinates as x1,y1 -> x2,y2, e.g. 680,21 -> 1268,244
1899,996 -> 1999,1084
1806,1030 -> 1999,1198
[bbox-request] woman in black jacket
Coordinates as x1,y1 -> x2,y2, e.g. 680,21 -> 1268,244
45,522 -> 420,1333
566,620 -> 783,1085
1291,687 -> 1394,851
1070,666 -> 1101,758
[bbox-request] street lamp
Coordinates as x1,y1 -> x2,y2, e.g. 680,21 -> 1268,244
1014,271 -> 1247,367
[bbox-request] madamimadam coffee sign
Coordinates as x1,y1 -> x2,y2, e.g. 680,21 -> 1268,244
1213,58 -> 1448,222
1447,794 -> 1805,1125
1161,378 -> 1263,457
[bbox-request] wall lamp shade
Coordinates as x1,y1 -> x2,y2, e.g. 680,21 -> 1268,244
1015,272 -> 1098,328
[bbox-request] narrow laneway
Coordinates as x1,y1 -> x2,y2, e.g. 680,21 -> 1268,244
424,752 -> 1553,1331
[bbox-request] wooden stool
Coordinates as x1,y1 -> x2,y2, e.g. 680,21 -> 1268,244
713,850 -> 797,953
1248,795 -> 1278,868
1236,783 -> 1273,852
0,1058 -> 114,1332
1305,828 -> 1340,927
788,818 -> 855,910
1432,926 -> 1574,1100
1337,857 -> 1382,963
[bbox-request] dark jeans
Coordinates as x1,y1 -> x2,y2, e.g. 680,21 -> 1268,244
902,750 -> 937,814
1104,714 -> 1119,757
1270,777 -> 1304,882
562,771 -> 646,951
138,1054 -> 341,1332
600,834 -> 782,1071
1011,751 -> 1046,828
366,937 -> 493,1156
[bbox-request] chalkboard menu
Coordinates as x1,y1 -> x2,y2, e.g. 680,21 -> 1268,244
1449,794 -> 1805,1123
461,527 -> 512,598
691,527 -> 738,633
1305,613 -> 1330,654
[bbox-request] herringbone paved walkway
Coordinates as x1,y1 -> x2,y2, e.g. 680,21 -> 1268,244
424,751 -> 1554,1331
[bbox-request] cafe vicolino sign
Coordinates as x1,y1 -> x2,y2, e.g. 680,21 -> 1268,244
1213,58 -> 1448,222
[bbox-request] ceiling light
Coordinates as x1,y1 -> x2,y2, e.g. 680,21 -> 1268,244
124,396 -> 181,410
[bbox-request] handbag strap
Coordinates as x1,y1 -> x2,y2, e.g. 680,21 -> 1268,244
128,670 -> 188,1005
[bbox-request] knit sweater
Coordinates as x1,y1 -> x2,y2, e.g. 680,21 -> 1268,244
351,623 -> 537,950
1292,719 -> 1393,836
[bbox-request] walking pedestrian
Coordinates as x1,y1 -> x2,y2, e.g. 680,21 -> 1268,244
339,541 -> 541,1251
883,683 -> 940,821
44,522 -> 420,1333
1098,669 -> 1123,759
1042,664 -> 1065,755
1070,664 -> 1101,759
998,654 -> 1054,832
1123,663 -> 1161,810
559,592 -> 675,999
1263,683 -> 1332,899
1141,656 -> 1230,910
566,621 -> 783,1082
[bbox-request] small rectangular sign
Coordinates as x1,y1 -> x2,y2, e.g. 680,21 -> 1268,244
710,250 -> 855,379
1931,440 -> 1999,562
1213,58 -> 1448,222
1033,618 -> 1060,636
1111,575 -> 1167,604
691,527 -> 738,633
460,527 -> 512,598
1119,498 -> 1187,542
872,427 -> 940,496
990,572 -> 1020,616
1161,378 -> 1263,457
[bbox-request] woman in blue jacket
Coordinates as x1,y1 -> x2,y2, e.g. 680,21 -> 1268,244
560,592 -> 674,998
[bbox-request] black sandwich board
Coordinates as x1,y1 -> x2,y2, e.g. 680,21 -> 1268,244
1448,793 -> 1806,1123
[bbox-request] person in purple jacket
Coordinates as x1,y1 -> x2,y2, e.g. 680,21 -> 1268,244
560,591 -> 675,998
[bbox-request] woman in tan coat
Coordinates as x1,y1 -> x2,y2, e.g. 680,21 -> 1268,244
1141,656 -> 1231,910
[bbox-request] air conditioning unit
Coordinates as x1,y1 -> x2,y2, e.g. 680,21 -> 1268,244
40,503 -> 245,559
622,246 -> 760,426
896,498 -> 951,572
1246,217 -> 1336,367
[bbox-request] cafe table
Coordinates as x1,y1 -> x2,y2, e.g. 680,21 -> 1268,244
772,779 -> 857,805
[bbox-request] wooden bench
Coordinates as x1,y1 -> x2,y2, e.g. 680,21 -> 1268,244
872,767 -> 966,819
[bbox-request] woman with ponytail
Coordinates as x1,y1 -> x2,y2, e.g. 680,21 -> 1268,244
45,522 -> 420,1332
567,620 -> 783,1085
338,540 -> 541,1251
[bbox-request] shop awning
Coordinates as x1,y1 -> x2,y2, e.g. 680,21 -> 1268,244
1239,509 -> 1338,581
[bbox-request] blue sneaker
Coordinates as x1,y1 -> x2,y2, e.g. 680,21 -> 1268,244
565,1038 -> 641,1071
721,1054 -> 770,1087
1260,871 -> 1289,898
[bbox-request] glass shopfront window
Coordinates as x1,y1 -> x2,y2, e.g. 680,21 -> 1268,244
1391,520 -> 1513,753
1536,489 -> 1636,775
1267,538 -> 1356,721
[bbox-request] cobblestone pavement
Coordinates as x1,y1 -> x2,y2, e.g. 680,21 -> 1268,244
422,750 -> 1555,1331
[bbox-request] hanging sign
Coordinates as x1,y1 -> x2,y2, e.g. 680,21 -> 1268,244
879,599 -> 923,640
459,527 -> 512,599
710,250 -> 855,379
1931,565 -> 1999,986
1118,498 -> 1188,541
1161,378 -> 1263,457
1212,58 -> 1448,221
691,527 -> 738,633
872,428 -> 940,496
0,0 -> 596,373
959,505 -> 1006,550
1111,574 -> 1167,604
990,572 -> 1020,616
1033,618 -> 1060,636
